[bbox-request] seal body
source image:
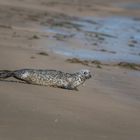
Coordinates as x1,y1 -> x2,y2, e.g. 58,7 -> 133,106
0,69 -> 92,90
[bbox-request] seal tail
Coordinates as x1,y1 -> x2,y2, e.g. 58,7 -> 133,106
0,70 -> 13,79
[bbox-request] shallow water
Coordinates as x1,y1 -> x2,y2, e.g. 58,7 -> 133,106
39,16 -> 140,64
113,2 -> 140,10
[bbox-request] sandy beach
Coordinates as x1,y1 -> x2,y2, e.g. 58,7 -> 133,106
0,0 -> 140,140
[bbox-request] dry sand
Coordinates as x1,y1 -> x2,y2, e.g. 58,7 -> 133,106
0,0 -> 140,140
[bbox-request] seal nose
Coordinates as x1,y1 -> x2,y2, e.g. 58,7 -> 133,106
87,73 -> 92,79
89,74 -> 92,78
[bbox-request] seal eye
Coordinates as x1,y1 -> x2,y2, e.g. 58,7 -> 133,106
83,71 -> 87,75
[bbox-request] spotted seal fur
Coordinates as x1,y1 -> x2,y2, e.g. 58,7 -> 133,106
0,69 -> 91,90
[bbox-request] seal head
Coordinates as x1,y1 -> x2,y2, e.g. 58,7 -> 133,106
79,69 -> 92,79
69,69 -> 92,89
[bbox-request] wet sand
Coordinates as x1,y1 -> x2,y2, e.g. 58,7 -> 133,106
0,0 -> 140,140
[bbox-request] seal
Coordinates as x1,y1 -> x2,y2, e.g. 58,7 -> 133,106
0,69 -> 92,90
